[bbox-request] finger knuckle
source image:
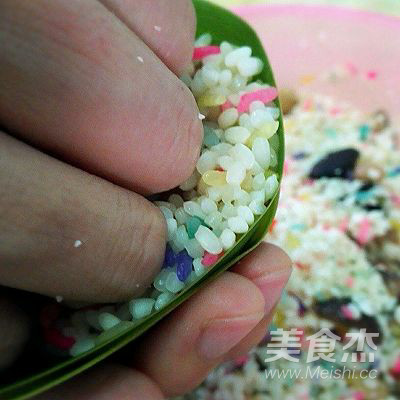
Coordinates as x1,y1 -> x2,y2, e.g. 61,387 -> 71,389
102,192 -> 166,299
162,85 -> 203,189
163,0 -> 196,73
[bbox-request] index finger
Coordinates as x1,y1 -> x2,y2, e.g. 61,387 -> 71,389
0,0 -> 203,195
99,0 -> 196,75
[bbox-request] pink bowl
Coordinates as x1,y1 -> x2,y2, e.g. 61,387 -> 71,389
234,5 -> 400,123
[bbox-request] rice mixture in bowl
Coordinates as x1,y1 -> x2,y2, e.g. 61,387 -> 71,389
41,34 -> 282,357
184,94 -> 400,400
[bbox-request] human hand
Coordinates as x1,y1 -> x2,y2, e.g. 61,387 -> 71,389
35,243 -> 291,399
0,1 -> 291,397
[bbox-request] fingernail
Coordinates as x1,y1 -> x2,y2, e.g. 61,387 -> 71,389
253,270 -> 292,314
197,312 -> 264,360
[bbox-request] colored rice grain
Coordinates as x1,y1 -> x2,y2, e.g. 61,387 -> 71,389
56,35 -> 281,358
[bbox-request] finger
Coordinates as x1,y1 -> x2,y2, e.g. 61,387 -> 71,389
0,132 -> 166,302
225,315 -> 270,361
0,0 -> 202,194
99,0 -> 196,75
222,243 -> 292,360
132,278 -> 273,396
231,242 -> 293,312
0,295 -> 31,371
133,272 -> 265,397
36,364 -> 164,400
131,244 -> 291,397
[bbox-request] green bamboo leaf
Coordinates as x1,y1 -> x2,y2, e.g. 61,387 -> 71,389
0,1 -> 284,399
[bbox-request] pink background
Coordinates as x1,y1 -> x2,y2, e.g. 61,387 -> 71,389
235,5 -> 400,123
